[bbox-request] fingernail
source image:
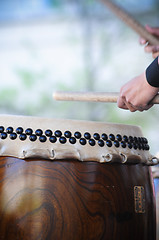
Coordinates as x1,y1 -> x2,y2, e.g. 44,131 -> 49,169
140,38 -> 145,44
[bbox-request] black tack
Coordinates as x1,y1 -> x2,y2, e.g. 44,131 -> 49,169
133,143 -> 138,150
101,133 -> 108,141
114,140 -> 120,148
129,136 -> 134,143
6,127 -> 13,134
116,134 -> 122,141
45,129 -> 52,137
141,143 -> 145,150
25,128 -> 33,135
59,137 -> 67,144
93,133 -> 100,140
19,134 -> 27,141
123,135 -> 128,142
127,142 -> 132,149
141,137 -> 145,143
134,137 -> 138,143
39,135 -> 47,142
89,139 -> 96,146
74,131 -> 81,139
0,126 -> 4,133
35,129 -> 43,136
64,131 -> 72,138
138,137 -> 142,143
109,134 -> 115,141
145,144 -> 150,151
16,127 -> 23,134
121,141 -> 126,148
0,132 -> 7,139
144,138 -> 148,144
55,130 -> 62,137
98,139 -> 105,147
29,134 -> 37,142
9,133 -> 17,140
84,132 -> 91,140
138,143 -> 142,150
49,136 -> 57,143
79,138 -> 86,145
106,140 -> 112,147
69,137 -> 76,144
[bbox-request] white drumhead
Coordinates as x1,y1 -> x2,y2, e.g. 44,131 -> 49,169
0,115 -> 157,165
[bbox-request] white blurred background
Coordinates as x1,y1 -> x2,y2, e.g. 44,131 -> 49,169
0,0 -> 159,155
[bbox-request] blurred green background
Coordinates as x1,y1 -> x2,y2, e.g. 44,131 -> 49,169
0,0 -> 159,155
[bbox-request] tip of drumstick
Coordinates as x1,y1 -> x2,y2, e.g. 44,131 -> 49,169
53,91 -> 60,100
53,91 -> 66,101
52,92 -> 56,100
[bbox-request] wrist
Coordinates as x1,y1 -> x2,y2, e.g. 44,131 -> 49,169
146,57 -> 159,87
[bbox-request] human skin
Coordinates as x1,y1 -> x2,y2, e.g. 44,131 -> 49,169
140,25 -> 159,59
117,26 -> 159,112
117,69 -> 159,112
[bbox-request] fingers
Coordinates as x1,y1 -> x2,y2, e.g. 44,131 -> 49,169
117,96 -> 153,112
139,25 -> 159,58
117,96 -> 137,112
143,104 -> 153,110
144,45 -> 159,58
140,37 -> 147,45
145,45 -> 159,53
117,96 -> 127,110
139,25 -> 159,45
124,101 -> 137,112
117,73 -> 156,112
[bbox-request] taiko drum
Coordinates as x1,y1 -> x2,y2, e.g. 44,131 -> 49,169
0,115 -> 157,240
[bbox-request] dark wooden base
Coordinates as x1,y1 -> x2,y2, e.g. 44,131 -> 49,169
0,157 -> 156,240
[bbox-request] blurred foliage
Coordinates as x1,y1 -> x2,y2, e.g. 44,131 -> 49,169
0,88 -> 18,111
16,68 -> 47,89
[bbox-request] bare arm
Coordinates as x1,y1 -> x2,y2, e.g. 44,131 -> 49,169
117,57 -> 159,112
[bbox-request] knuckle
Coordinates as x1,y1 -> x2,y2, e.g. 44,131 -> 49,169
126,97 -> 133,105
130,109 -> 136,112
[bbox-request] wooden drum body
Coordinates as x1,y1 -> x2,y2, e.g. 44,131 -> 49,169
0,115 -> 157,240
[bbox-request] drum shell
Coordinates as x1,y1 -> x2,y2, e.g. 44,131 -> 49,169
0,157 -> 156,240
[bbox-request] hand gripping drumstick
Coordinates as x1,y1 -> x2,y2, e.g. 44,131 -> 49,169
100,0 -> 159,46
53,91 -> 159,104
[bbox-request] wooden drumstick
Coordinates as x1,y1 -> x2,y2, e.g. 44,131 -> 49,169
53,91 -> 159,104
100,0 -> 159,46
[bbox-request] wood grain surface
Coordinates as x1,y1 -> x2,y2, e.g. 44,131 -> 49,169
0,157 -> 156,240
